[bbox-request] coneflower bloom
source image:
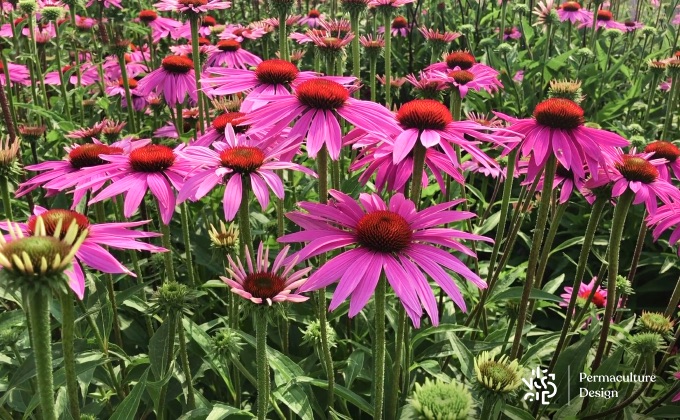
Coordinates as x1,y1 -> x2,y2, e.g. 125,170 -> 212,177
201,59 -> 326,112
425,50 -> 499,80
379,15 -> 410,37
154,0 -> 231,14
66,120 -> 108,141
16,137 -> 150,203
136,55 -> 197,107
220,24 -> 268,41
221,242 -> 310,305
103,54 -> 149,81
368,0 -> 414,7
622,20 -> 644,31
501,27 -> 522,40
1,207 -> 166,299
177,125 -> 315,220
560,277 -> 607,310
496,98 -> 628,182
644,141 -> 680,181
105,78 -> 148,111
204,40 -> 262,68
174,15 -> 218,38
193,111 -> 248,146
245,77 -> 399,160
648,202 -> 680,255
557,1 -> 592,23
279,190 -> 491,327
418,27 -> 461,47
74,15 -> 97,31
520,161 -> 586,203
586,150 -> 680,213
44,63 -> 99,86
85,0 -> 122,8
431,66 -> 503,98
405,72 -> 447,98
348,128 -> 464,193
137,9 -> 182,42
308,30 -> 355,54
74,144 -> 193,224
298,9 -> 325,28
391,99 -> 512,171
582,9 -> 626,30
0,61 -> 30,86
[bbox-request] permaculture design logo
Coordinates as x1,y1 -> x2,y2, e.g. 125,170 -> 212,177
523,367 -> 557,405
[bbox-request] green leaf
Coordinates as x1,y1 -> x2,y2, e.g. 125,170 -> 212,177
343,351 -> 364,389
149,318 -> 173,380
503,405 -> 535,420
110,368 -> 149,420
293,377 -> 372,415
205,403 -> 255,420
445,332 -> 475,380
553,328 -> 596,406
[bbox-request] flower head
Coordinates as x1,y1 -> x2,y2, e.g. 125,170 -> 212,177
136,55 -> 197,107
153,0 -> 231,14
560,277 -> 607,310
474,352 -> 523,394
280,190 -> 492,327
408,378 -> 474,420
221,242 -> 310,305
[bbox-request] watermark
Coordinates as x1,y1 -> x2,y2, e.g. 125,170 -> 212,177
521,367 -> 657,405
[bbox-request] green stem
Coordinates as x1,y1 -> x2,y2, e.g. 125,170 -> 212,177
409,143 -> 427,203
60,292 -> 80,419
661,75 -> 678,140
177,315 -> 195,409
157,311 -> 177,420
180,203 -> 197,286
642,73 -> 660,129
255,310 -> 269,420
382,11 -> 393,106
548,196 -> 606,372
189,16 -> 206,135
0,175 -> 13,221
499,1 -> 507,42
28,290 -> 56,420
510,155 -> 557,359
159,221 -> 176,283
116,53 -> 137,133
373,276 -> 386,420
387,307 -> 405,419
278,10 -> 288,61
350,12 -> 361,98
664,274 -> 680,318
591,189 -> 635,372
370,57 -> 377,102
53,22 -> 72,121
237,178 -> 252,259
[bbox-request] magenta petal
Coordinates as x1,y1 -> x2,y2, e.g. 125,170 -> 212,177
223,173 -> 242,221
348,252 -> 384,318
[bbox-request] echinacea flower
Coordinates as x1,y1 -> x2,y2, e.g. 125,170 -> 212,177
368,0 -> 414,8
418,26 -> 461,47
174,15 -> 219,38
220,23 -> 268,41
137,9 -> 182,43
502,26 -> 522,40
405,72 -> 448,98
44,63 -> 99,87
177,125 -> 315,220
647,201 -> 680,255
298,9 -> 325,27
557,1 -> 592,23
0,61 -> 30,86
245,77 -> 399,160
431,66 -> 503,98
193,111 -> 247,147
136,55 -> 197,107
644,141 -> 680,181
379,15 -> 410,37
72,144 -> 193,224
1,207 -> 166,299
522,162 -> 586,204
154,0 -> 231,14
221,242 -> 310,305
201,59 -> 325,112
560,277 -> 607,310
105,78 -> 148,111
425,50 -> 499,80
496,98 -> 629,182
622,20 -> 643,31
204,40 -> 262,68
279,190 -> 492,327
581,9 -> 626,30
586,150 -> 680,213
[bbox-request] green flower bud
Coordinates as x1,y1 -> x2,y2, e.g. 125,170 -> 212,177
409,378 -> 474,420
41,6 -> 64,21
628,332 -> 663,355
18,0 -> 36,15
301,319 -> 337,349
474,351 -> 523,394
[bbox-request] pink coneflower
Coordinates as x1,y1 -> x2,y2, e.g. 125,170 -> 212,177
154,0 -> 231,14
520,161 -> 586,203
644,141 -> 680,181
103,54 -> 149,81
22,22 -> 56,41
220,24 -> 267,41
560,277 -> 607,310
405,72 -> 447,98
379,15 -> 410,37
502,26 -> 522,40
44,63 -> 99,86
201,59 -> 326,112
368,0 -> 415,8
222,242 -> 310,305
74,144 -> 193,224
622,20 -> 643,31
290,28 -> 326,45
174,15 -> 219,39
391,99 -> 511,171
319,19 -> 353,36
279,190 -> 491,327
17,138 -> 151,205
557,1 -> 592,23
376,74 -> 407,88
418,26 -> 461,46
425,50 -> 499,80
204,40 -> 262,68
533,0 -> 557,28
74,15 -> 97,30
308,30 -> 355,53
136,55 -> 197,107
496,98 -> 628,182
586,151 -> 680,213
0,61 -> 30,86
85,0 -> 122,8
1,207 -> 166,299
66,120 -> 108,141
262,15 -> 303,29
581,9 -> 626,30
177,125 -> 315,220
193,111 -> 247,146
673,372 -> 680,402
348,128 -> 464,193
105,78 -> 148,111
513,70 -> 524,82
244,78 -> 399,160
298,9 -> 325,28
137,9 -> 182,42
648,202 -> 680,255
431,66 -> 503,98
